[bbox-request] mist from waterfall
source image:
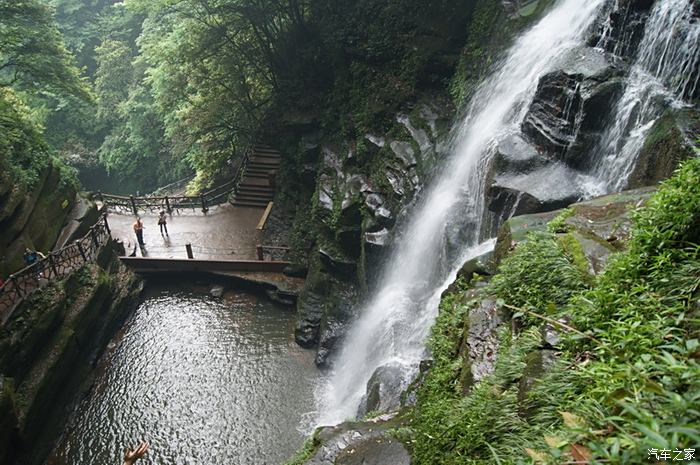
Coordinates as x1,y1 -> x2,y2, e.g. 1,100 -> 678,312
592,0 -> 700,192
314,0 -> 608,427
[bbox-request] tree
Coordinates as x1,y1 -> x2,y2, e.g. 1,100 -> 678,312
0,0 -> 92,101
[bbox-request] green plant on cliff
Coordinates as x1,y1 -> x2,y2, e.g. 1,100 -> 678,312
490,231 -> 587,318
409,158 -> 700,464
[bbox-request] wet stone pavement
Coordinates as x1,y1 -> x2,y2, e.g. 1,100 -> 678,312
107,204 -> 265,260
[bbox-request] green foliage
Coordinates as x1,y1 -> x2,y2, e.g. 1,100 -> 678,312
490,231 -> 587,316
0,88 -> 51,189
547,208 -> 574,233
0,0 -> 91,102
283,430 -> 321,465
410,158 -> 700,465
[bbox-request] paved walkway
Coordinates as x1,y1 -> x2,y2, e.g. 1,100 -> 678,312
107,205 -> 264,260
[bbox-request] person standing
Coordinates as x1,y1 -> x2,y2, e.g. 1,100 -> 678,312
133,217 -> 145,247
158,211 -> 169,236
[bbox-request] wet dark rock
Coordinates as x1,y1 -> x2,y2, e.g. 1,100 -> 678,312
357,364 -> 405,417
561,186 -> 656,246
304,414 -> 409,465
319,248 -> 357,277
210,285 -> 224,298
590,0 -> 653,58
460,296 -> 506,392
522,48 -> 624,168
493,134 -> 549,175
492,163 -> 584,212
389,141 -> 417,168
364,194 -> 395,228
364,228 -> 390,247
569,230 -> 616,275
283,263 -> 308,278
627,110 -> 696,189
517,349 -> 559,407
540,319 -> 569,349
496,186 -> 657,267
459,249 -> 497,279
295,260 -> 331,348
488,186 -> 548,219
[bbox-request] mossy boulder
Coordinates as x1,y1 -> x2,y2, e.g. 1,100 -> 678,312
292,413 -> 410,465
495,186 -> 657,265
627,110 -> 697,189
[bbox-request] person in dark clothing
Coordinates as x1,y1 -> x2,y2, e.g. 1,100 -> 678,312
158,211 -> 169,236
133,217 -> 145,247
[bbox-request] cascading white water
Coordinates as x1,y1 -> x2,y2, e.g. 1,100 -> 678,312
314,0 -> 608,426
592,0 -> 700,192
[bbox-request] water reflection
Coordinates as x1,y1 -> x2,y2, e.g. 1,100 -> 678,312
47,287 -> 318,465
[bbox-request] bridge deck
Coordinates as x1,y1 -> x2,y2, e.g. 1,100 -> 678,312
107,204 -> 265,260
120,257 -> 291,274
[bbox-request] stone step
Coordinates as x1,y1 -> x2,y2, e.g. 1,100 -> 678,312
237,184 -> 274,193
253,147 -> 281,155
235,191 -> 273,200
243,173 -> 269,179
248,161 -> 280,169
233,200 -> 269,208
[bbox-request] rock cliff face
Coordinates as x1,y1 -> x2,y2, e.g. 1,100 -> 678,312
0,162 -> 77,276
482,0 -> 697,237
286,100 -> 454,367
272,0 -> 698,370
0,241 -> 142,465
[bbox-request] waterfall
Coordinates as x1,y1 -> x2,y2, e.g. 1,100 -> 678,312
314,0 -> 608,427
591,0 -> 700,192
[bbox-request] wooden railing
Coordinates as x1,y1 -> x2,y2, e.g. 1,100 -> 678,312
96,148 -> 252,215
0,214 -> 112,326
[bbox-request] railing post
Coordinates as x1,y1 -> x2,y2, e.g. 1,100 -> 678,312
76,240 -> 87,261
256,244 -> 264,261
165,196 -> 172,213
9,275 -> 21,297
48,253 -> 59,279
200,194 -> 208,213
102,213 -> 111,236
185,243 -> 194,259
97,190 -> 104,203
90,228 -> 100,249
130,195 -> 138,216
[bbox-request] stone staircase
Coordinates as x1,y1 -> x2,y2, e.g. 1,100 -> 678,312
231,145 -> 281,208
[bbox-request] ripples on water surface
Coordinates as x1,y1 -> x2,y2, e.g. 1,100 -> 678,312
47,287 -> 319,465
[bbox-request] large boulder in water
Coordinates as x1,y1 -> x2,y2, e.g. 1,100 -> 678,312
522,47 -> 624,169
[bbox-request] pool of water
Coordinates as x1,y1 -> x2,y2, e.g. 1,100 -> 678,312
46,286 -> 319,465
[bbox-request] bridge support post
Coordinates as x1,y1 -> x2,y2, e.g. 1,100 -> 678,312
48,253 -> 59,279
200,194 -> 209,213
90,228 -> 100,250
9,275 -> 22,297
76,240 -> 87,261
130,196 -> 138,216
102,213 -> 111,235
256,244 -> 264,261
186,243 -> 194,259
